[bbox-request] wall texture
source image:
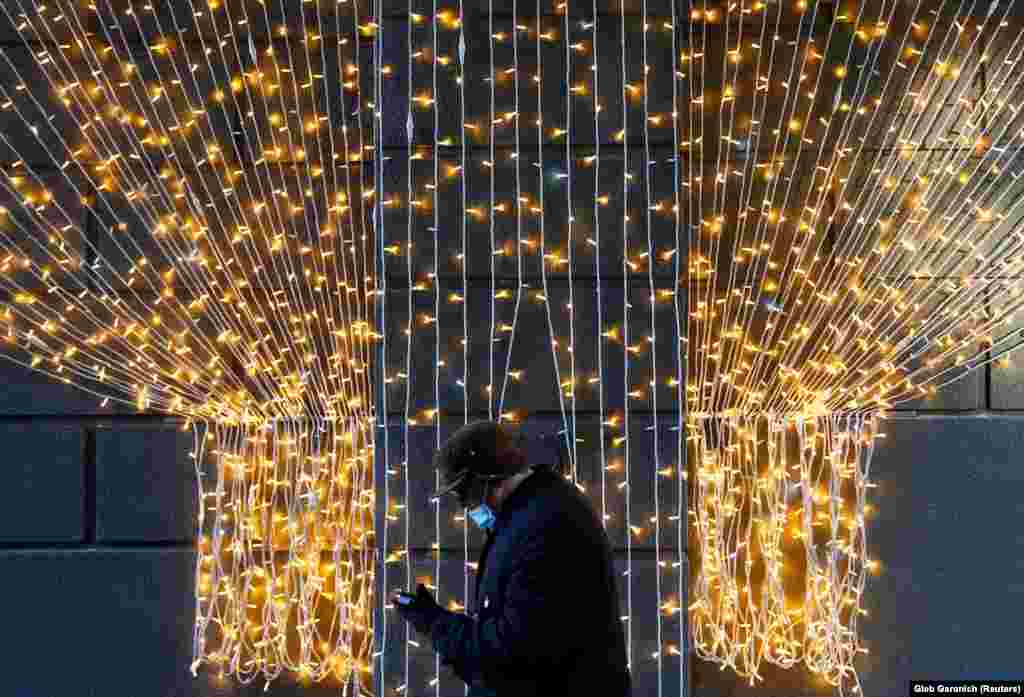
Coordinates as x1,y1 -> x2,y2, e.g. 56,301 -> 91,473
1,4 -> 1023,697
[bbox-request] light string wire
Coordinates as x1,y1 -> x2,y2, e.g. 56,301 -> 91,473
193,0 -> 334,416
537,0 -> 575,485
737,2 -> 1015,415
398,3 -> 416,694
592,0 -> 607,542
565,0 -> 579,486
759,0 -> 970,414
806,16 -> 1024,413
807,11 -> 1024,411
432,0 -> 443,692
11,36 -> 265,418
351,0 -> 377,421
1,0 -> 376,421
18,0 -> 372,683
9,0 -> 1024,694
700,0 -> 786,419
489,0 -> 497,423
2,0 -> 380,691
704,0 -> 777,419
734,0 -> 894,416
669,0 -> 689,691
730,0 -> 876,417
620,0 -> 633,676
0,29 -> 261,409
497,0 -> 525,423
667,0 -> 1024,691
373,0 -> 388,688
639,0 -> 665,689
457,2 -> 471,696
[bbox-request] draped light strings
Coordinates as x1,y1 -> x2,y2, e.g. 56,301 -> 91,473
0,0 -> 382,423
192,416 -> 375,689
499,0 -> 525,423
687,414 -> 879,693
431,1 -> 442,693
379,2 -> 1024,697
0,0 -> 379,691
681,1 -> 1024,694
372,0 -> 389,689
620,0 -> 634,677
667,0 -> 690,691
564,1 -> 579,486
641,0 -> 665,689
5,0 -> 1024,696
456,3 -> 471,697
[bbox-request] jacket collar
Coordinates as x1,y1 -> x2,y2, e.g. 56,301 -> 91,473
492,465 -> 556,531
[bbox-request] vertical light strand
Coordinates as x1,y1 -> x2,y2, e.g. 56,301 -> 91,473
620,0 -> 633,675
488,0 -> 497,423
668,0 -> 688,692
374,0 -> 389,688
538,0 -> 574,469
717,0 -> 777,419
564,0 -> 579,485
74,1 -> 290,404
591,0 -> 608,538
432,3 -> 443,694
312,0 -> 348,413
457,2 -> 471,695
402,3 -> 417,693
498,0 -> 526,423
349,0 -> 378,425
690,0 -> 712,418
640,0 -> 662,688
682,0 -> 697,429
263,0 -> 329,415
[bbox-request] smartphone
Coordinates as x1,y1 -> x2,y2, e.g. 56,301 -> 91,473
395,592 -> 416,606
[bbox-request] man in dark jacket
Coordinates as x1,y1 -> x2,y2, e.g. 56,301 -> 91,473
392,420 -> 632,697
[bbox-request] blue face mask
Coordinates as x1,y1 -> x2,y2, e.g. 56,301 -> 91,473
467,503 -> 496,531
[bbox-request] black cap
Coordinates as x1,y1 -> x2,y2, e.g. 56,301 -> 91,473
431,421 -> 515,499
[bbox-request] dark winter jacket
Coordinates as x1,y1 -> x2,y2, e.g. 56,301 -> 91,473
428,465 -> 632,697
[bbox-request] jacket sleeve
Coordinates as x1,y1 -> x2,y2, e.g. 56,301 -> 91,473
429,522 -> 578,679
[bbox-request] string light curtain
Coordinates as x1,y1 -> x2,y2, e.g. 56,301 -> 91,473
0,0 -> 379,692
377,1 -> 1024,697
3,0 -> 1024,696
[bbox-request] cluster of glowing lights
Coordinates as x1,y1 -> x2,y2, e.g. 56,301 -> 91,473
3,0 -> 1024,695
688,414 -> 879,693
0,0 -> 381,691
190,418 -> 375,689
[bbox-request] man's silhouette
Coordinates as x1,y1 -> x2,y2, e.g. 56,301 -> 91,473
392,420 -> 632,697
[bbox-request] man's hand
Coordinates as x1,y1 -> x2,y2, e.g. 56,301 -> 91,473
392,583 -> 444,636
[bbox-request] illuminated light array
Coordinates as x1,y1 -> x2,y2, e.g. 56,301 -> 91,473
0,0 -> 379,691
619,0 -> 634,676
5,0 -> 1024,695
456,2 -> 472,697
379,1 -> 1024,696
380,3 -> 592,696
679,1 -> 1024,692
687,414 -> 879,692
668,0 -> 689,690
